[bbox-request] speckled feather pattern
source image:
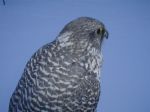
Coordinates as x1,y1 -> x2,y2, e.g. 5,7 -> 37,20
9,17 -> 108,112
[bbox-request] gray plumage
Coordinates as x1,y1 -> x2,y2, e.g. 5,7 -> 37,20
9,17 -> 108,112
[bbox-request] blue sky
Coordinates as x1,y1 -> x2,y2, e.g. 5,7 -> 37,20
0,0 -> 150,112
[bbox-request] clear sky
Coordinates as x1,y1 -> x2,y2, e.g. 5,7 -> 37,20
0,0 -> 150,112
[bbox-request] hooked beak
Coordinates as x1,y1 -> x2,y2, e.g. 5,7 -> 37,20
99,28 -> 108,47
104,29 -> 109,39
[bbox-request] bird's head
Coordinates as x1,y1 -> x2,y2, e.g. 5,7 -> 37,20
57,17 -> 108,56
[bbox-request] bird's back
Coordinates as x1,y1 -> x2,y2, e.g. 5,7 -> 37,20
9,40 -> 101,112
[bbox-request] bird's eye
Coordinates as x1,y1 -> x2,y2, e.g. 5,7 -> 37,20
96,27 -> 107,38
96,28 -> 101,35
96,27 -> 104,35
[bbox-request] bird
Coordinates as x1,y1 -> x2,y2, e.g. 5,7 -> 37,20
9,17 -> 108,112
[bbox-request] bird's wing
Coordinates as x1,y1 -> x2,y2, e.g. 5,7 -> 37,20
9,41 -> 58,111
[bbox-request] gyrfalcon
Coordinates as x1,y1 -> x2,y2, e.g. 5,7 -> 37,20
9,17 -> 108,112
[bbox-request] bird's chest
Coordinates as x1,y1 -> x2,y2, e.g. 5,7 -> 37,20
79,50 -> 103,81
70,52 -> 102,108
